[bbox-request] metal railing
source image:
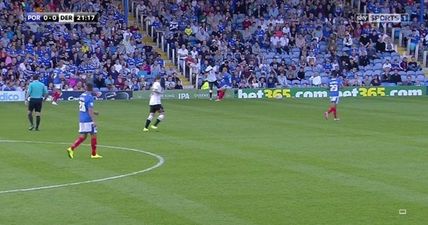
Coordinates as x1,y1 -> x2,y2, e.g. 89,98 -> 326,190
129,0 -> 194,87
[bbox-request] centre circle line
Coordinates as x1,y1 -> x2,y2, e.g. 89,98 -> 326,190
0,140 -> 165,194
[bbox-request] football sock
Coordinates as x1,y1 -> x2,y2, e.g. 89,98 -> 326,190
91,137 -> 97,156
71,136 -> 86,150
28,113 -> 33,126
35,116 -> 40,128
154,114 -> 164,126
219,90 -> 225,99
332,107 -> 337,118
53,93 -> 59,102
209,90 -> 213,99
327,107 -> 334,114
145,119 -> 151,128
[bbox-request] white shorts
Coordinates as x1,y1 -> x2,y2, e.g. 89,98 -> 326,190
79,122 -> 97,134
330,97 -> 339,104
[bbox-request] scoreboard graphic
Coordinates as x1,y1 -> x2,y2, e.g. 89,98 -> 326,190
26,12 -> 98,23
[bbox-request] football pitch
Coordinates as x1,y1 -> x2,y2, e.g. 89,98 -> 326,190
0,97 -> 427,225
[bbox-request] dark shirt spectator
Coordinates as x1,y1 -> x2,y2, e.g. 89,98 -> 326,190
371,75 -> 381,86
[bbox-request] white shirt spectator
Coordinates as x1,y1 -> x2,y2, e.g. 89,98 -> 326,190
19,62 -> 26,71
383,61 -> 392,70
177,46 -> 189,60
282,26 -> 290,35
252,81 -> 260,88
270,36 -> 280,46
165,80 -> 176,90
279,36 -> 289,47
114,62 -> 123,73
343,35 -> 353,47
310,74 -> 321,86
190,49 -> 198,59
277,74 -> 287,87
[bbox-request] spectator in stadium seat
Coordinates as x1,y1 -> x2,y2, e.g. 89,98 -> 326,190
390,70 -> 402,84
347,58 -> 359,71
384,38 -> 394,53
408,57 -> 420,72
165,76 -> 176,90
359,33 -> 371,48
375,37 -> 386,52
403,75 -> 415,85
94,74 -> 106,91
296,67 -> 305,81
400,57 -> 409,71
391,59 -> 400,71
348,74 -> 361,87
370,75 -> 381,86
309,73 -> 321,86
383,59 -> 392,71
267,73 -> 278,88
343,33 -> 353,48
277,72 -> 287,87
381,70 -> 392,83
363,75 -> 371,86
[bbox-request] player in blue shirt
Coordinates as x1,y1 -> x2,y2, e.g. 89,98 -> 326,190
66,83 -> 102,159
324,74 -> 340,121
216,67 -> 232,102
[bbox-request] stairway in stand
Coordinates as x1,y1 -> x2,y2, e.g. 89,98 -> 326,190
127,14 -> 192,88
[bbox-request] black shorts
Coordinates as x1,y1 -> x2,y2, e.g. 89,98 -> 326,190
150,104 -> 164,113
209,81 -> 220,90
29,98 -> 43,112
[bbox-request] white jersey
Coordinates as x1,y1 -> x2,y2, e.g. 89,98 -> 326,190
149,81 -> 162,105
206,69 -> 217,82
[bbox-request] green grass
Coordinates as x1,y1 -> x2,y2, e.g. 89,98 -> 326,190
0,97 -> 427,225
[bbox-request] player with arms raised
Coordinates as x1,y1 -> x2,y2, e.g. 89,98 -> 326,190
66,83 -> 102,159
143,76 -> 165,132
324,74 -> 340,121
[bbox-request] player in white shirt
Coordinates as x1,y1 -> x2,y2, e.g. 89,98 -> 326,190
205,65 -> 220,100
143,76 -> 165,132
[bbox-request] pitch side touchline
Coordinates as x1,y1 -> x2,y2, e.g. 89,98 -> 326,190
0,140 -> 165,194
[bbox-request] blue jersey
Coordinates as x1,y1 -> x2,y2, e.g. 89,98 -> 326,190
79,92 -> 94,122
220,73 -> 232,87
329,78 -> 340,97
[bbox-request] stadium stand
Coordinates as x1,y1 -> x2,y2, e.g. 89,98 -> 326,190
0,0 -> 427,92
0,0 -> 183,92
133,0 -> 428,88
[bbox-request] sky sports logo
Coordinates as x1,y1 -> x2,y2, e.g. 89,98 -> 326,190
356,13 -> 410,23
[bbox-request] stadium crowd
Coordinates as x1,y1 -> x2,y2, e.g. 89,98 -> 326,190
138,0 -> 428,88
0,0 -> 182,92
0,0 -> 427,92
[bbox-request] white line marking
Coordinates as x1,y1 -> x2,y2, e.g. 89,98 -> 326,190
0,140 -> 165,194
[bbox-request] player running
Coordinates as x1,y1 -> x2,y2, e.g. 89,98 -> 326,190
324,74 -> 340,121
143,75 -> 165,132
66,83 -> 102,159
205,65 -> 220,101
216,67 -> 232,101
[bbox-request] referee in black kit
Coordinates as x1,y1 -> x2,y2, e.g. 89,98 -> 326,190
26,75 -> 48,131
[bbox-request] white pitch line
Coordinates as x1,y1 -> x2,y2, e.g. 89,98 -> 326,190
0,140 -> 165,194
